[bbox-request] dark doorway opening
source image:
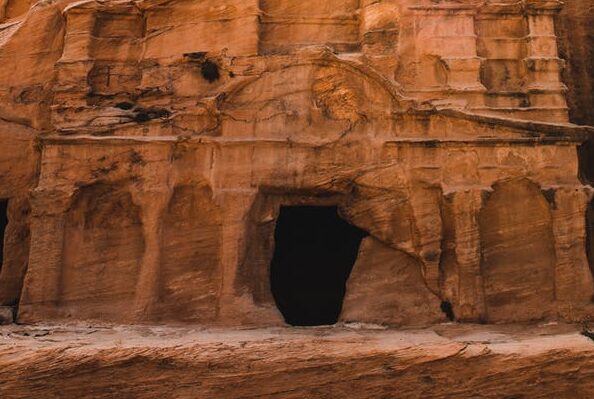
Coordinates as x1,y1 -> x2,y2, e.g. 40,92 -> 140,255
0,200 -> 7,269
578,140 -> 594,186
586,201 -> 594,282
270,206 -> 368,326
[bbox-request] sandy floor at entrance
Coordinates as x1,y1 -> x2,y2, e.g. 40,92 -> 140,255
1,322 -> 594,398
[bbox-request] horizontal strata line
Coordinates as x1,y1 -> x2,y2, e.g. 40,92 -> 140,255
483,91 -> 564,96
260,19 -> 359,25
40,135 -> 585,146
416,35 -> 478,39
470,106 -> 569,111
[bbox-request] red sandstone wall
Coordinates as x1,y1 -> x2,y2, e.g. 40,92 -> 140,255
557,0 -> 594,126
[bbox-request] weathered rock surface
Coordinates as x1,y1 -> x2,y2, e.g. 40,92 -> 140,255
1,323 -> 594,398
0,0 -> 592,396
0,0 -> 590,329
341,237 -> 445,326
558,0 -> 594,126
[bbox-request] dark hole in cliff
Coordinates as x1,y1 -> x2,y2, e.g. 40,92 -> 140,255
440,301 -> 455,321
270,206 -> 368,326
586,201 -> 594,282
201,60 -> 220,83
133,108 -> 171,123
184,52 -> 207,60
115,102 -> 134,110
0,200 -> 8,270
578,140 -> 594,185
134,112 -> 150,123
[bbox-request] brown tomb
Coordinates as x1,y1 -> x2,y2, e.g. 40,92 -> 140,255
0,0 -> 592,328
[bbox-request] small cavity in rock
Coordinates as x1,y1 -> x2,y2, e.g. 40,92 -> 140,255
440,301 -> 455,322
115,102 -> 135,110
201,60 -> 220,83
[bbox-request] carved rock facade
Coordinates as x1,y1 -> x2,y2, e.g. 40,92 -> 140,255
0,0 -> 592,327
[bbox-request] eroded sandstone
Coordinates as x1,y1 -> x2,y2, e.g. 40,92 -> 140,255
0,1 -> 592,397
0,0 -> 591,370
1,323 -> 594,398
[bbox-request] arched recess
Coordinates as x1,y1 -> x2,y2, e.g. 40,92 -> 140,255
159,184 -> 222,323
479,178 -> 556,322
63,183 -> 144,319
220,56 -> 409,140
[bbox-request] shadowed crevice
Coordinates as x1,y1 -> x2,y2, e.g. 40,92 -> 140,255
586,201 -> 594,284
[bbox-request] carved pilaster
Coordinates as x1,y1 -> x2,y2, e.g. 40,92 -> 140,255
550,185 -> 594,320
131,188 -> 171,320
17,187 -> 75,322
215,189 -> 260,324
524,0 -> 568,121
441,189 -> 485,321
409,186 -> 443,294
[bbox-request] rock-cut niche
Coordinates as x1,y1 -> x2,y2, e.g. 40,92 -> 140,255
270,206 -> 368,326
479,179 -> 556,322
62,184 -> 144,319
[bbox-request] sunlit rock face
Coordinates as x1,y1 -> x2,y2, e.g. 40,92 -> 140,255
0,0 -> 592,328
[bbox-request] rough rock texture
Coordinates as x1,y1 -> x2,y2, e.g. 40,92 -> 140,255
341,237 -> 445,326
2,323 -> 594,398
0,1 -> 593,397
557,0 -> 594,126
0,0 -> 591,329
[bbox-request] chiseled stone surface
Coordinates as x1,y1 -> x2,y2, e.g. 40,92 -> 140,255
0,1 -> 592,396
0,0 -> 590,327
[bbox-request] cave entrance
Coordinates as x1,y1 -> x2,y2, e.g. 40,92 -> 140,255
270,206 -> 368,326
0,200 -> 7,269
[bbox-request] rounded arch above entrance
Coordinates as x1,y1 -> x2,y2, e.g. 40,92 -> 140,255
219,54 -> 412,141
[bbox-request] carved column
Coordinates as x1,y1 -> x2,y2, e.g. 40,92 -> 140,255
441,189 -> 485,321
216,189 -> 259,324
524,0 -> 568,122
409,186 -> 443,294
550,185 -> 594,319
17,187 -> 74,322
132,189 -> 171,320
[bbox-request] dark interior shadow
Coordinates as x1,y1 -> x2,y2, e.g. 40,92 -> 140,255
270,206 -> 368,326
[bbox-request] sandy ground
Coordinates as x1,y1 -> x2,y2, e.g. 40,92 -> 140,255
1,322 -> 593,398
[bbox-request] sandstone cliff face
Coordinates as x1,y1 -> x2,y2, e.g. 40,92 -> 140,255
558,0 -> 594,126
0,0 -> 591,330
